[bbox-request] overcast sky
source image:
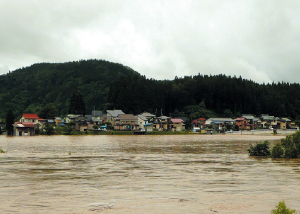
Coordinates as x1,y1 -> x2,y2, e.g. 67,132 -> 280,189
1,0 -> 300,83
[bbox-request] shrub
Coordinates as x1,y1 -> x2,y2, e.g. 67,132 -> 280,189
44,125 -> 54,135
271,200 -> 297,214
0,146 -> 6,153
247,140 -> 271,156
281,131 -> 300,158
271,142 -> 284,158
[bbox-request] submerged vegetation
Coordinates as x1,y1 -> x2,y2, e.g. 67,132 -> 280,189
248,140 -> 271,156
271,201 -> 297,214
248,130 -> 300,158
0,146 -> 6,153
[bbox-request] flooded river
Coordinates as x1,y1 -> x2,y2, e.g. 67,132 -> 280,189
0,134 -> 300,213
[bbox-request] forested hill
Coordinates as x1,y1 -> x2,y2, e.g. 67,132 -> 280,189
0,59 -> 139,119
1,59 -> 300,121
107,74 -> 300,120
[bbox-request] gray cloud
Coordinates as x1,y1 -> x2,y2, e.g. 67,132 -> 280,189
0,0 -> 300,84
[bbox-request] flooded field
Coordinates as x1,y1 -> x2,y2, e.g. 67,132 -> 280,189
0,134 -> 300,213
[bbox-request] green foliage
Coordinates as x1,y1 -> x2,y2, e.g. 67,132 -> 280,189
53,125 -> 64,135
0,146 -> 6,153
39,103 -> 57,119
271,142 -> 284,158
2,60 -> 300,120
5,109 -> 15,136
271,200 -> 297,214
44,125 -> 54,135
0,59 -> 139,119
93,124 -> 99,130
281,131 -> 300,158
69,91 -> 86,115
248,141 -> 271,156
64,121 -> 75,135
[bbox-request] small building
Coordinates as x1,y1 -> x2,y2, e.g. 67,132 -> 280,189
13,122 -> 35,136
137,114 -> 150,130
170,118 -> 185,131
144,123 -> 153,132
106,110 -> 125,126
114,114 -> 139,131
91,110 -> 104,125
54,117 -> 62,126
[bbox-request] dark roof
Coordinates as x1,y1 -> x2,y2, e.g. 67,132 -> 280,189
91,110 -> 103,117
117,114 -> 137,121
107,110 -> 125,117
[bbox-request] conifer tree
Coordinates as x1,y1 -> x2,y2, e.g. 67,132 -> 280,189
6,109 -> 15,135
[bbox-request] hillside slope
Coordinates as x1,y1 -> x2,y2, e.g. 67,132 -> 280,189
0,59 -> 139,118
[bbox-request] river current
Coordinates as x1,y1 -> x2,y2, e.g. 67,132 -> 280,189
0,134 -> 299,213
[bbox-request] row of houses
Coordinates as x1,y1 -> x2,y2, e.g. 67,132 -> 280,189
192,114 -> 298,132
12,110 -> 186,136
12,110 -> 298,136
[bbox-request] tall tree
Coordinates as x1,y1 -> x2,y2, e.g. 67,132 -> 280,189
6,109 -> 15,135
68,91 -> 86,115
39,103 -> 57,119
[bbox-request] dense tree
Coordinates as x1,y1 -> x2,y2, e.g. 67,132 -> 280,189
5,109 -> 15,135
39,103 -> 57,119
0,59 -> 138,118
68,91 -> 86,115
1,59 -> 300,121
44,125 -> 54,135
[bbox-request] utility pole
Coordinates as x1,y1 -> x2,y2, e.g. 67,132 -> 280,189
161,108 -> 162,131
93,106 -> 95,125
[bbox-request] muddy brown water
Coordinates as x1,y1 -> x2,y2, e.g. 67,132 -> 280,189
0,134 -> 299,213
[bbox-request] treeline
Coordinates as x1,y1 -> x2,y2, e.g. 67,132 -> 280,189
1,59 -> 300,121
107,74 -> 300,119
0,59 -> 138,119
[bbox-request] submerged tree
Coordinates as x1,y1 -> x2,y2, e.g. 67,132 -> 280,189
247,141 -> 271,156
5,109 -> 15,135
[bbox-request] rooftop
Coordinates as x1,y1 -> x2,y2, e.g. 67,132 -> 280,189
106,110 -> 125,117
23,113 -> 39,119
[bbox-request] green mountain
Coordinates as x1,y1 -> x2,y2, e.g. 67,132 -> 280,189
0,59 -> 139,119
1,59 -> 300,123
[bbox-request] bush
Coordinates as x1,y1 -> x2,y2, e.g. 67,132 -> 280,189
271,142 -> 284,158
44,125 -> 54,135
271,200 -> 297,214
0,146 -> 6,153
248,140 -> 271,156
281,131 -> 300,158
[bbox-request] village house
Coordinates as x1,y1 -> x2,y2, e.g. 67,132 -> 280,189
279,118 -> 291,130
170,118 -> 185,131
106,110 -> 124,126
91,110 -> 104,125
137,114 -> 149,130
260,114 -> 280,129
192,118 -> 206,131
242,114 -> 260,129
152,116 -> 171,131
13,122 -> 35,136
64,114 -> 88,131
205,118 -> 235,131
54,117 -> 62,126
114,114 -> 139,131
19,113 -> 44,130
235,117 -> 252,130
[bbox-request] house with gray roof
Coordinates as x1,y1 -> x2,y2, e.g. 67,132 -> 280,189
106,110 -> 125,126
